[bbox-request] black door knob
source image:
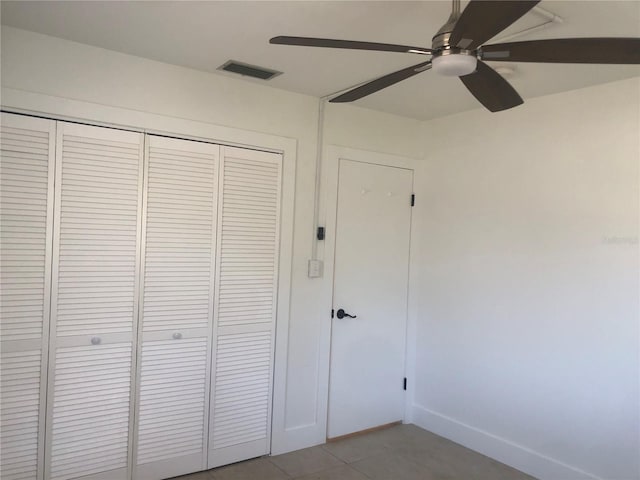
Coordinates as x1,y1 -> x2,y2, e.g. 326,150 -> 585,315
336,308 -> 357,319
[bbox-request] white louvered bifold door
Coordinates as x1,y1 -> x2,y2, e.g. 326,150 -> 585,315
45,122 -> 143,480
134,136 -> 219,480
208,146 -> 282,468
0,113 -> 55,480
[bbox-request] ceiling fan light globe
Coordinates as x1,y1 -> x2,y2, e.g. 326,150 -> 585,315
432,53 -> 477,76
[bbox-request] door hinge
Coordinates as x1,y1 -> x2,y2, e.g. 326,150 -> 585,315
331,309 -> 335,319
411,194 -> 415,207
403,377 -> 407,390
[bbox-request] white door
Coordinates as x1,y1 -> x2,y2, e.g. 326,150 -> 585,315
208,146 -> 282,468
134,136 -> 219,480
0,113 -> 55,480
45,122 -> 143,480
328,159 -> 413,439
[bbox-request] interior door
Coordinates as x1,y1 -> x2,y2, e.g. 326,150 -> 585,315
208,146 -> 282,468
0,113 -> 55,480
134,135 -> 219,480
45,122 -> 143,480
328,159 -> 413,439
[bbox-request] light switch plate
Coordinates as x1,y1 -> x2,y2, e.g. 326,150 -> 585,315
308,259 -> 323,278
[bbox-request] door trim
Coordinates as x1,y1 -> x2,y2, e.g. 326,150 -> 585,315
319,146 -> 421,440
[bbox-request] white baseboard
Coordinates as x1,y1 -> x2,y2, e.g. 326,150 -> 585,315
411,404 -> 602,480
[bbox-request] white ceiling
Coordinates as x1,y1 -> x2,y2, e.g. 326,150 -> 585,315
2,1 -> 639,120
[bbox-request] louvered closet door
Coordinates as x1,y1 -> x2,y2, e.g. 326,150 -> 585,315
0,113 -> 55,480
134,136 -> 219,480
208,146 -> 282,468
45,122 -> 143,480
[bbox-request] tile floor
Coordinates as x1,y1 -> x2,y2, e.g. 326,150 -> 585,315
173,424 -> 536,480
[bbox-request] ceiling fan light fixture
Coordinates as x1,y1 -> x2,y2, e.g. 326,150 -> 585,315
432,52 -> 477,76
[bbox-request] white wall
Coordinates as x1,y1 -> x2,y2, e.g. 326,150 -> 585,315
0,26 -> 424,454
412,77 -> 640,480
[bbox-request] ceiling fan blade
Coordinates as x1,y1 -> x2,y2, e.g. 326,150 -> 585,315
481,38 -> 640,64
460,61 -> 523,112
450,0 -> 540,50
329,62 -> 432,103
270,36 -> 432,55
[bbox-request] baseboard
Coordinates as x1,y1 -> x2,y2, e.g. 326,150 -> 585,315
412,404 -> 602,480
328,421 -> 402,442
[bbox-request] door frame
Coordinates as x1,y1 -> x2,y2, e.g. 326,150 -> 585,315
319,146 -> 421,439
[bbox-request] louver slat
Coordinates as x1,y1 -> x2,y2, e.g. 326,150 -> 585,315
141,141 -> 217,333
0,113 -> 55,480
50,345 -> 132,479
0,350 -> 43,480
209,147 -> 282,468
47,122 -> 143,480
212,332 -> 271,450
137,339 -> 207,465
135,136 -> 218,480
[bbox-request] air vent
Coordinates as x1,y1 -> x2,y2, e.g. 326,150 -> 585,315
218,60 -> 282,80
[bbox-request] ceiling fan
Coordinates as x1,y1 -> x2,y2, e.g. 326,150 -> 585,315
270,0 -> 640,112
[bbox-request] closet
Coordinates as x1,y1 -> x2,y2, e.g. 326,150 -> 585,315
0,112 -> 283,480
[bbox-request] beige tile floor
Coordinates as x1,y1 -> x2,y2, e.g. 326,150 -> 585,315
173,424 -> 536,480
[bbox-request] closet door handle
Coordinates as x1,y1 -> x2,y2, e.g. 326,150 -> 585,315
172,332 -> 183,340
91,336 -> 101,345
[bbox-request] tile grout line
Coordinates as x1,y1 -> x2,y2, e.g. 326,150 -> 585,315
319,443 -> 348,463
266,443 -> 352,479
319,444 -> 377,479
265,455 -> 295,478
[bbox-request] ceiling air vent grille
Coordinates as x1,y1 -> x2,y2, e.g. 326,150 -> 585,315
218,60 -> 282,80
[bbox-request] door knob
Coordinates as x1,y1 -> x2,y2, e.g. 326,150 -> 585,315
336,309 -> 357,319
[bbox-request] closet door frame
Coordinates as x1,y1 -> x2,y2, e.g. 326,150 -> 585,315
1,89 -> 298,457
0,112 -> 56,480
